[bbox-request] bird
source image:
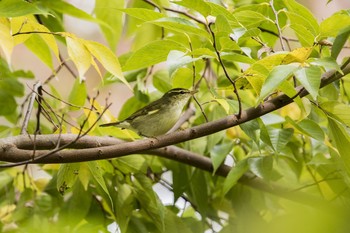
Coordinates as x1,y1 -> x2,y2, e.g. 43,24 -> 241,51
100,88 -> 196,137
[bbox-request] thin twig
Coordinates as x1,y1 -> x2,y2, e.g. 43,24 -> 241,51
208,23 -> 242,117
40,88 -> 93,111
35,85 -> 43,134
21,81 -> 42,134
193,96 -> 208,122
270,0 -> 286,51
142,0 -> 206,26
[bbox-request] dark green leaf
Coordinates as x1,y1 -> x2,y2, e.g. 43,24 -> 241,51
0,78 -> 24,97
95,0 -> 124,50
0,92 -> 16,115
331,26 -> 350,59
223,159 -> 249,195
328,117 -> 350,175
210,142 -> 234,174
133,174 -> 165,232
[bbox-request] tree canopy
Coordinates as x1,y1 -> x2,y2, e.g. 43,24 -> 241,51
1,0 -> 350,232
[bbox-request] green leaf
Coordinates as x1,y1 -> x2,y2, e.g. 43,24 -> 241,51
171,163 -> 191,202
221,52 -> 255,64
121,8 -> 164,22
320,13 -> 350,38
0,92 -> 16,115
286,117 -> 325,141
174,0 -> 211,17
223,159 -> 249,195
309,57 -> 341,72
0,0 -> 48,17
189,170 -> 209,214
331,26 -> 350,59
248,156 -> 274,180
25,34 -> 53,70
167,50 -> 194,75
57,163 -> 80,195
87,161 -> 113,205
0,171 -> 12,190
95,0 -> 124,50
328,117 -> 350,175
240,119 -> 260,145
321,103 -> 350,127
232,10 -> 267,29
171,67 -> 194,89
243,53 -> 286,94
298,119 -> 325,141
133,174 -> 165,232
294,65 -> 322,100
150,17 -> 210,39
207,2 -> 236,22
259,65 -> 298,101
283,0 -> 319,35
41,0 -> 100,23
164,209 -> 193,233
210,142 -> 233,174
61,180 -> 92,226
68,79 -> 87,110
123,40 -> 186,71
0,78 -> 24,97
289,23 -> 315,47
114,155 -> 147,174
153,70 -> 172,93
267,128 -> 294,152
114,182 -> 134,232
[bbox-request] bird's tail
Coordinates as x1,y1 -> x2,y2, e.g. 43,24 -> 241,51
99,122 -> 121,127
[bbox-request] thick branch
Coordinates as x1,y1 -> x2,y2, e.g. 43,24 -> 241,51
0,134 -> 329,205
1,63 -> 349,165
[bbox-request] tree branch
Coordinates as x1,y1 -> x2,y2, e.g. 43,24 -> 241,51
1,62 -> 349,163
0,134 -> 329,205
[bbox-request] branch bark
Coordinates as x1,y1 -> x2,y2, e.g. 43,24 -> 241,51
0,62 -> 349,164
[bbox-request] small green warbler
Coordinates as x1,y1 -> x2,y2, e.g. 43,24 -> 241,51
100,88 -> 196,137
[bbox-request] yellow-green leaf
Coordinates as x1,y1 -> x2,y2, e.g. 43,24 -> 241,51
83,40 -> 130,89
281,47 -> 313,64
0,19 -> 13,63
25,34 -> 53,69
66,37 -> 92,79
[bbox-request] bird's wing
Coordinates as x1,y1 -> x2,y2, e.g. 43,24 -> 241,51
126,98 -> 164,121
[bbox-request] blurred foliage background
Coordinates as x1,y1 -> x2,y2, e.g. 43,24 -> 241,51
1,0 -> 350,232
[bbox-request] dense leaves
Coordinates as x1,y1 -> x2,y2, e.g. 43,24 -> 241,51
1,0 -> 350,232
